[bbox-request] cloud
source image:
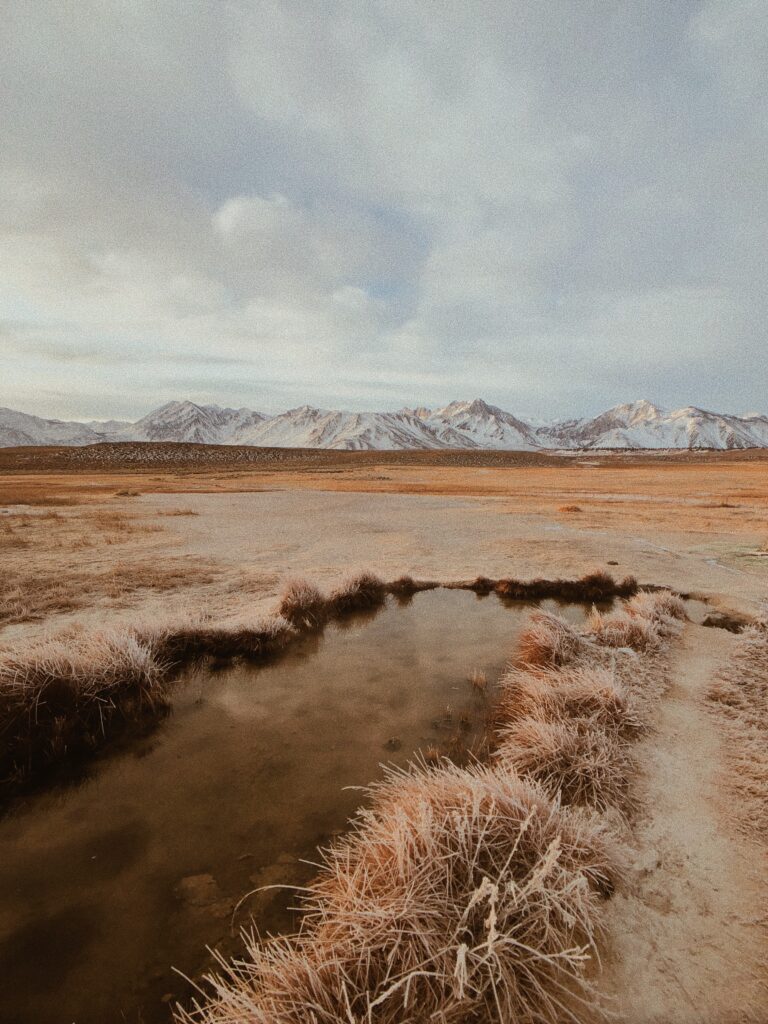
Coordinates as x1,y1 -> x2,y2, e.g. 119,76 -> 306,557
1,0 -> 766,420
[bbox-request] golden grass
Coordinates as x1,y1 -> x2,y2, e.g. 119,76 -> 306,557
0,626 -> 167,789
625,590 -> 688,628
492,593 -> 683,818
517,610 -> 590,667
707,615 -> 768,841
586,608 -> 662,652
495,666 -> 643,738
495,717 -> 635,813
1,557 -> 222,625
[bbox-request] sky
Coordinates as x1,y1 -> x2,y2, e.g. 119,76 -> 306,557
2,0 -> 767,421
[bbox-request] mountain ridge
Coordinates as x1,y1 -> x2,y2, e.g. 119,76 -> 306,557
2,398 -> 768,451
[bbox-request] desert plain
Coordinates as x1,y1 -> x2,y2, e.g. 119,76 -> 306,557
1,443 -> 767,1024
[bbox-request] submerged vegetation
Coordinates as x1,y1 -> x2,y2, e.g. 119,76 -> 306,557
175,590 -> 685,1024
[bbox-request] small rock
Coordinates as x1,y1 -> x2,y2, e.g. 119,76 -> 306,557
175,873 -> 232,919
384,737 -> 402,751
176,873 -> 221,907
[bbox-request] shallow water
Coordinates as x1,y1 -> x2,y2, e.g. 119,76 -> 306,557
0,590 -> 589,1024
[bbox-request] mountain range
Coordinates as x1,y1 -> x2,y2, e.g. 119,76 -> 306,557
2,398 -> 768,451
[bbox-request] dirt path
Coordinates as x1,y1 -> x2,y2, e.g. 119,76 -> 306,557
598,624 -> 768,1023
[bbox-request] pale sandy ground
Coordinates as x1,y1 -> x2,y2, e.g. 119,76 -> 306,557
1,461 -> 767,1021
598,624 -> 768,1023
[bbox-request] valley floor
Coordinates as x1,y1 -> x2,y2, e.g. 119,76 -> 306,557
1,448 -> 767,1021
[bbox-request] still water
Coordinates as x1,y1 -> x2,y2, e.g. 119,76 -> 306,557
0,590 -> 589,1024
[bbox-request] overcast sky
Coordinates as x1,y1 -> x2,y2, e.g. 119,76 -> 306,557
2,1 -> 767,421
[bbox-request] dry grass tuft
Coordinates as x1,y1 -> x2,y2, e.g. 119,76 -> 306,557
0,627 -> 168,790
0,612 -> 296,792
277,578 -> 329,629
587,608 -> 662,652
150,615 -> 297,666
493,593 -> 681,815
328,571 -> 387,615
706,618 -> 768,840
496,665 -> 643,738
386,575 -> 439,596
173,586 -> 682,1024
625,591 -> 687,629
467,575 -> 496,594
517,611 -> 590,667
179,762 -> 621,1024
494,571 -> 638,603
495,717 -> 635,813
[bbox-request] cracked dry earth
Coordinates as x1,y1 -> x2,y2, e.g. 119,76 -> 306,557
597,624 -> 768,1023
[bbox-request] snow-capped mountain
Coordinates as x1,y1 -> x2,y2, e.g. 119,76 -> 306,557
232,406 -> 457,450
0,407 -> 107,447
124,401 -> 267,444
2,398 -> 768,451
425,399 -> 540,450
542,400 -> 768,450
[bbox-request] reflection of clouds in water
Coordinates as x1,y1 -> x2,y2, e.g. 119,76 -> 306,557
0,589 -> 591,1024
209,687 -> 271,722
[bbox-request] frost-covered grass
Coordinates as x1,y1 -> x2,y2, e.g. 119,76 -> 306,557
178,763 -> 621,1024
0,613 -> 296,793
174,590 -> 683,1024
707,612 -> 768,841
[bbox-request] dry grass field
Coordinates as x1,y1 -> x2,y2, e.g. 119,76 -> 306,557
1,444 -> 766,641
1,444 -> 767,1023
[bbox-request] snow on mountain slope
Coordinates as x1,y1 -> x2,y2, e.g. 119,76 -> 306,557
0,407 -> 106,447
426,398 -> 541,450
233,406 -> 453,450
125,401 -> 267,444
540,400 -> 768,450
2,398 -> 768,450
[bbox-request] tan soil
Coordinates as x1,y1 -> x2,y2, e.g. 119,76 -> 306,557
597,623 -> 768,1023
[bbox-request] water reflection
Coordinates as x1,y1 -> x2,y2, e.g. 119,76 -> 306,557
0,589 -> 590,1024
